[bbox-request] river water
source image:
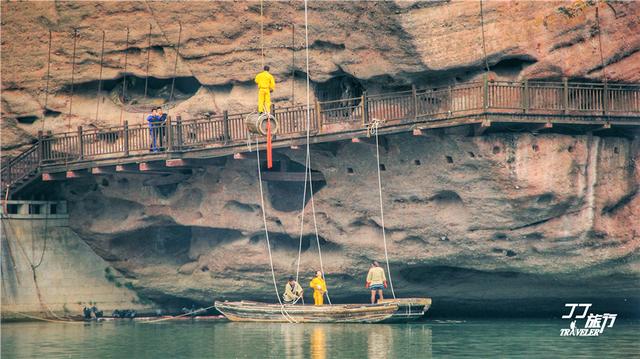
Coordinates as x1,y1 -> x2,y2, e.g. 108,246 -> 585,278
2,319 -> 638,358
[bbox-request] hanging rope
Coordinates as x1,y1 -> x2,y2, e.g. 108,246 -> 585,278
120,27 -> 130,125
41,30 -> 52,131
293,0 -> 331,305
595,6 -> 607,84
255,139 -> 296,323
291,23 -> 295,105
5,310 -> 85,324
260,0 -> 265,68
140,305 -> 216,324
142,24 -> 152,123
144,24 -> 152,99
68,28 -> 78,129
371,121 -> 396,299
169,22 -> 182,104
479,0 -> 491,73
95,30 -> 105,122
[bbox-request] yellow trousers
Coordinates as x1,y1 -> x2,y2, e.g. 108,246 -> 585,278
313,290 -> 324,306
258,88 -> 271,113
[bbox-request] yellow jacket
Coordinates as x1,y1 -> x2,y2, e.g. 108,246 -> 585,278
309,276 -> 326,293
366,266 -> 386,285
255,70 -> 275,90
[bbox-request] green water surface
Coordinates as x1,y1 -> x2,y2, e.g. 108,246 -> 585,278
1,319 -> 638,358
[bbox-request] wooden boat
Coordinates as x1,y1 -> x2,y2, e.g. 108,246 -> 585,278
214,300 -> 399,323
378,297 -> 432,322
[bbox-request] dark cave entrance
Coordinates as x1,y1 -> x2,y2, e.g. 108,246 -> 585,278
314,73 -> 365,103
261,158 -> 327,212
63,75 -> 201,105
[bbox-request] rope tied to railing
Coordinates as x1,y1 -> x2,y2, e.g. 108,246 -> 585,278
41,30 -> 52,132
119,27 -> 130,125
95,30 -> 106,123
479,0 -> 491,73
67,28 -> 78,130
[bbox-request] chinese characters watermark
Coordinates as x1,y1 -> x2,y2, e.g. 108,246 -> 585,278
560,303 -> 617,336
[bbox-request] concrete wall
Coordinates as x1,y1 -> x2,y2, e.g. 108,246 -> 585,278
1,201 -> 152,320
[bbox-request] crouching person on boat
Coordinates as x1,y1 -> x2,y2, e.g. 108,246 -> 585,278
366,261 -> 387,304
310,271 -> 327,306
283,276 -> 303,304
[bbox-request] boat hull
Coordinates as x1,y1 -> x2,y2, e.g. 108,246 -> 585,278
214,301 -> 398,323
378,298 -> 431,322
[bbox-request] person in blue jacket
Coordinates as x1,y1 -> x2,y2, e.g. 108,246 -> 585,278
156,107 -> 168,151
147,108 -> 159,152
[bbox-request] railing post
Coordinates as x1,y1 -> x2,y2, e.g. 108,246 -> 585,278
270,104 -> 276,136
166,116 -> 173,152
483,73 -> 489,111
77,126 -> 84,159
123,120 -> 129,157
37,130 -> 44,165
362,91 -> 368,126
603,82 -> 608,115
315,99 -> 322,132
412,84 -> 418,121
223,110 -> 230,142
563,77 -> 569,114
523,79 -> 529,113
176,115 -> 183,149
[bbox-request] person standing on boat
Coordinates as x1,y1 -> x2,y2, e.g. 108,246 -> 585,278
283,277 -> 304,304
309,271 -> 327,306
366,261 -> 387,304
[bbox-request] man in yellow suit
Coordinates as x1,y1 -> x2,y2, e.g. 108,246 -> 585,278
309,271 -> 327,306
255,65 -> 275,114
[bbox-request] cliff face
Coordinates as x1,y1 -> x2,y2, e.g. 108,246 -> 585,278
2,1 -> 639,153
61,132 -> 640,314
2,1 -> 639,315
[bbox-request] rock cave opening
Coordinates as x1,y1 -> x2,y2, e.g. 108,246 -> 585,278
64,75 -> 201,107
490,55 -> 537,77
263,158 -> 327,212
16,115 -> 39,124
249,232 -> 339,253
315,73 -> 364,103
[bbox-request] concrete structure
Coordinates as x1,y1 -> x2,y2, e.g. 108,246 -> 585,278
1,200 -> 152,320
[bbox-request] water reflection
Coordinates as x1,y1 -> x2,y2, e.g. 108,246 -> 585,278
3,320 -> 636,358
310,326 -> 326,359
367,324 -> 392,359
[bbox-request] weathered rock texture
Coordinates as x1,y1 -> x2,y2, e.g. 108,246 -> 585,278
1,214 -> 151,319
60,132 -> 639,315
2,1 -> 639,315
2,1 -> 639,154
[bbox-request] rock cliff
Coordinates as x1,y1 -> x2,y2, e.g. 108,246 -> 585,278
2,1 -> 639,153
2,1 -> 639,315
61,132 -> 639,315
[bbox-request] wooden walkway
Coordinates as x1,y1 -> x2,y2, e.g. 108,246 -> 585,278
2,79 -> 640,198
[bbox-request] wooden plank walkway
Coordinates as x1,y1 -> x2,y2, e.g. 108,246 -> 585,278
2,79 -> 640,198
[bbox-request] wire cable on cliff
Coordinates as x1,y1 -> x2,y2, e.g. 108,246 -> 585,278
294,0 -> 332,306
479,0 -> 491,73
41,30 -> 52,132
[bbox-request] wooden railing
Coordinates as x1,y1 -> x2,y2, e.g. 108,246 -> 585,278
2,79 -> 640,196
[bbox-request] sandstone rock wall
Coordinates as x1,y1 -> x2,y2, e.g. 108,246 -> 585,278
2,1 -> 639,155
1,212 -> 152,319
59,132 -> 639,314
